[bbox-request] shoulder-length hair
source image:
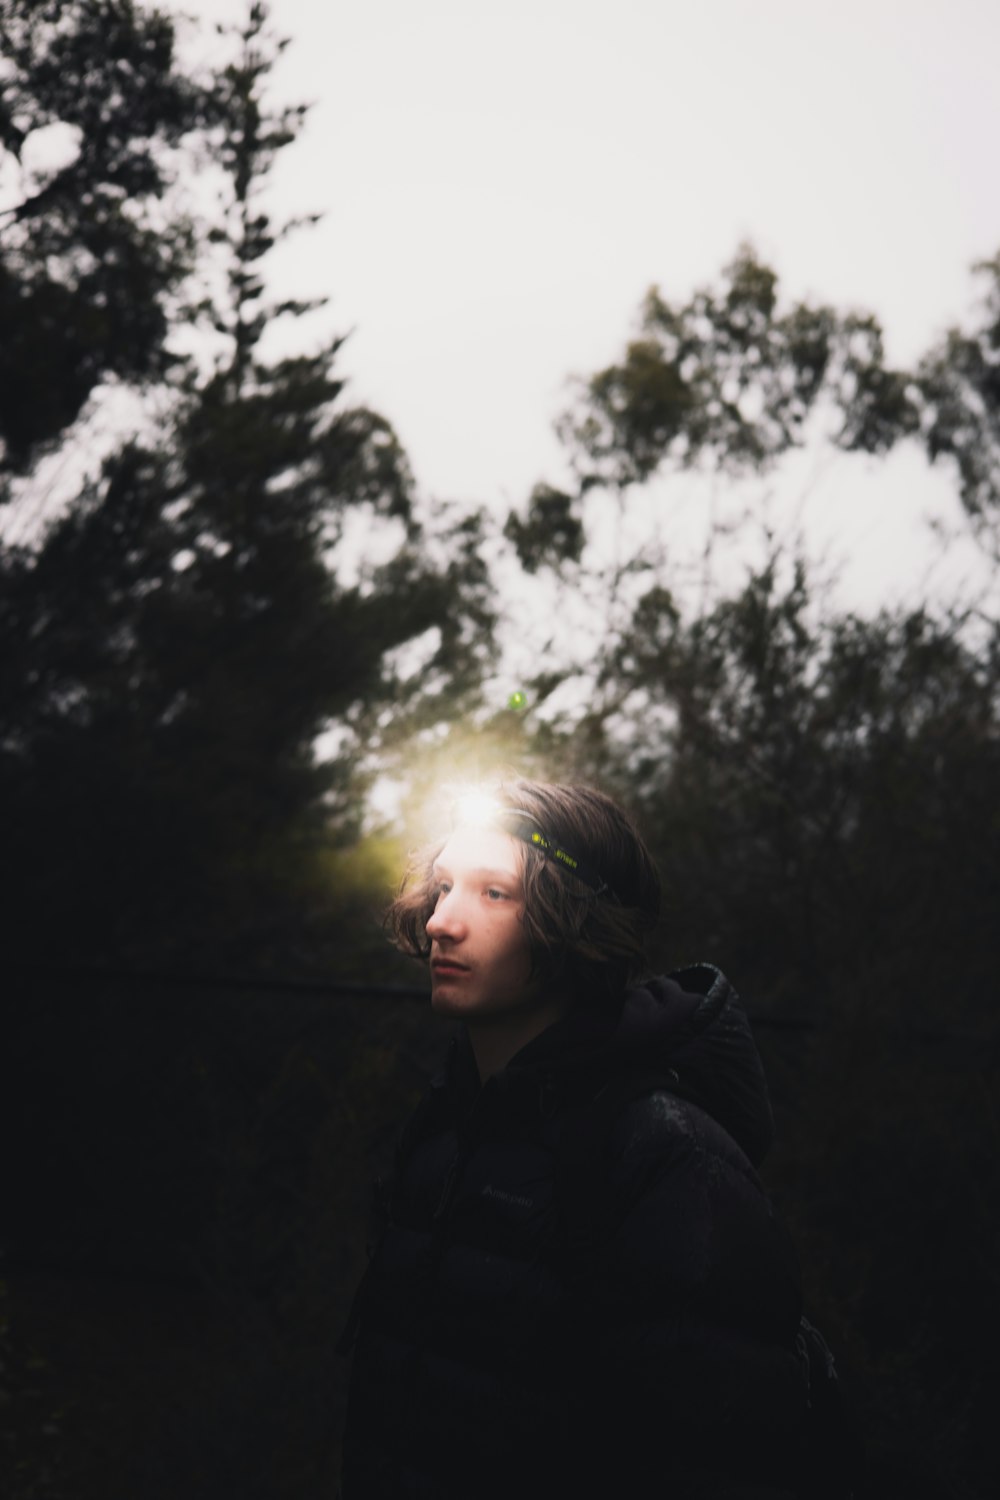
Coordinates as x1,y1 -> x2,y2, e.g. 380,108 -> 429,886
385,779 -> 662,1002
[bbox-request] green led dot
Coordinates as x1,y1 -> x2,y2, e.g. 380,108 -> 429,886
507,690 -> 527,711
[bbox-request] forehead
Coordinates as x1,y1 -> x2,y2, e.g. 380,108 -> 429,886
433,824 -> 524,880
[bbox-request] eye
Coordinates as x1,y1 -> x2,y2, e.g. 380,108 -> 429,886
485,887 -> 509,902
432,881 -> 451,903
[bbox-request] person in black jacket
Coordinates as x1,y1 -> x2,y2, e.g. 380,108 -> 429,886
339,779 -> 818,1499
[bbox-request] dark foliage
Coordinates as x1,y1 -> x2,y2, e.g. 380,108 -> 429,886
555,243 -> 920,496
916,252 -> 1000,530
519,556 -> 1000,1500
0,2 -> 490,971
2,971 -> 451,1500
0,0 -> 218,471
3,14 -> 999,1494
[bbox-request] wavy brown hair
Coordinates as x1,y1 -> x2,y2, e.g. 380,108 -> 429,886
385,779 -> 662,1003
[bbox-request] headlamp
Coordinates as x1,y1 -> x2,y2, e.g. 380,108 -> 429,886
450,787 -> 615,899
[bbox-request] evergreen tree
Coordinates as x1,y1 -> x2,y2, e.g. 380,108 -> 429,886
0,2 -> 488,971
0,0 -> 217,475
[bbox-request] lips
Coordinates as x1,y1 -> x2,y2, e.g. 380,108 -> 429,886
431,958 -> 470,976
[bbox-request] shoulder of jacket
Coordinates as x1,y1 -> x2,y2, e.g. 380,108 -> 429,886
609,1083 -> 761,1188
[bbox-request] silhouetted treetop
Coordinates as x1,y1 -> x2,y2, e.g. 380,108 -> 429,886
916,252 -> 1000,531
555,244 -> 920,495
0,2 -> 495,971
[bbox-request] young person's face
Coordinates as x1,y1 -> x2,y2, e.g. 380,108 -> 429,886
425,824 -> 540,1023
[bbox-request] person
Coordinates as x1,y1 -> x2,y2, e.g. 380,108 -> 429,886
338,779 -> 828,1499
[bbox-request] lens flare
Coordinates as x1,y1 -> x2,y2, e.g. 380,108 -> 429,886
452,787 -> 504,827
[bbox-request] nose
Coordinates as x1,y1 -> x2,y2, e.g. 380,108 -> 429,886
426,886 -> 466,941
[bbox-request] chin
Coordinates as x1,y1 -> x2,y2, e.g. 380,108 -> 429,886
430,988 -> 465,1016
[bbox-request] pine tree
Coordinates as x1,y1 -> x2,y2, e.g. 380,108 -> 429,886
1,2 -> 487,972
0,0 -> 217,474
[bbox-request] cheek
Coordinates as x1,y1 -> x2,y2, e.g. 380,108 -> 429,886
503,923 -> 534,978
480,907 -> 533,983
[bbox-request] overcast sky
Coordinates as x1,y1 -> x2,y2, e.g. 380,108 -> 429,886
172,0 -> 1000,612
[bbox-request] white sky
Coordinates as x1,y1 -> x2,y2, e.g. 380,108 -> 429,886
172,0 -> 1000,619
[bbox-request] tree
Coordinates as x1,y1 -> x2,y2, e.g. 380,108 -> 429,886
543,552 -> 1000,1008
498,247 -> 1000,1007
915,251 -> 1000,554
0,2 -> 491,971
502,245 -> 919,577
503,250 -> 1000,1496
0,0 -> 218,476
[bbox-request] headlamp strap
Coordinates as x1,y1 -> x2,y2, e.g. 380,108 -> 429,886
497,810 -> 614,899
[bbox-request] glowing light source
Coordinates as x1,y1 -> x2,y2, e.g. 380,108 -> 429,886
452,787 -> 504,828
446,786 -> 615,898
507,690 -> 527,711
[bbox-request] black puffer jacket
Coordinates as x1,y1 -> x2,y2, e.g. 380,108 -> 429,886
340,965 -> 809,1498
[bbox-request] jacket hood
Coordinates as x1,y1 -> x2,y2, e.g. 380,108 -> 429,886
612,963 -> 774,1166
500,962 -> 775,1167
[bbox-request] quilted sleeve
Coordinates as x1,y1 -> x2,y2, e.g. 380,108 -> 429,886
577,1090 -> 809,1496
